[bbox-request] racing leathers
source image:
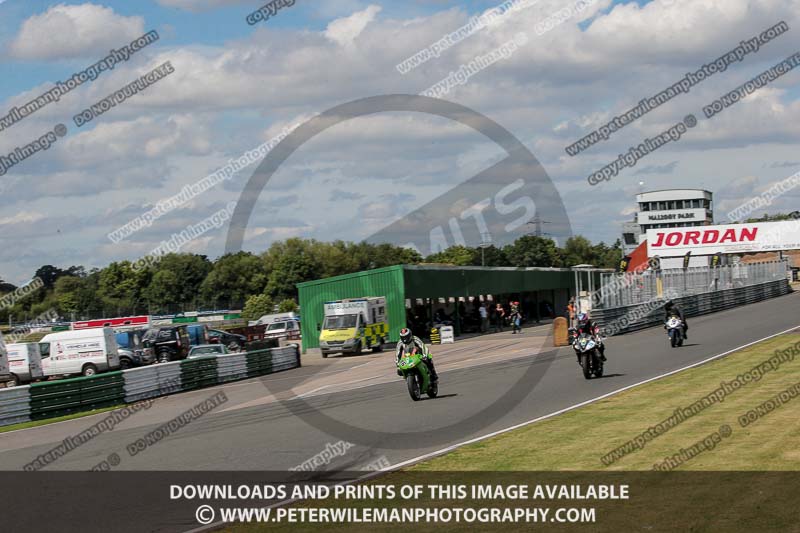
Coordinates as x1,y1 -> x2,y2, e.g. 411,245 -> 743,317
575,319 -> 606,362
395,335 -> 438,382
664,304 -> 688,339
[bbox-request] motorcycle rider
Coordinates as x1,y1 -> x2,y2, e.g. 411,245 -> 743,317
395,327 -> 438,383
664,300 -> 688,340
574,312 -> 606,362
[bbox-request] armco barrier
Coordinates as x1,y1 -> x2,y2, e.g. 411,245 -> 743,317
595,279 -> 792,336
0,345 -> 302,427
0,386 -> 31,426
28,372 -> 125,420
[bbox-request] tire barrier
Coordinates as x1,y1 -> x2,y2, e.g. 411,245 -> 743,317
0,386 -> 31,426
123,363 -> 182,403
0,345 -> 301,427
594,279 -> 792,337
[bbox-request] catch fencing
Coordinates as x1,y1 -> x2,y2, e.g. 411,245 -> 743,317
595,261 -> 788,309
591,261 -> 791,336
0,345 -> 300,427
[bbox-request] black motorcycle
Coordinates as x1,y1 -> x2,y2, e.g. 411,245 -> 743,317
573,332 -> 603,379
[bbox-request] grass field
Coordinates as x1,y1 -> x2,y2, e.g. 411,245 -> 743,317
412,331 -> 800,472
229,331 -> 800,532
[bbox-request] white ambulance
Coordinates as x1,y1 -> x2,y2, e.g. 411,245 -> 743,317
6,342 -> 44,386
318,297 -> 388,358
39,328 -> 121,377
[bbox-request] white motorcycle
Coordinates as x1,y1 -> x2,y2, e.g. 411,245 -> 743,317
666,315 -> 684,348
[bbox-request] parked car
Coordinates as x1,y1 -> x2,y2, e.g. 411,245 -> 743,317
115,328 -> 154,368
6,342 -> 44,386
207,329 -> 246,352
39,328 -> 121,377
188,344 -> 229,358
265,319 -> 301,340
142,326 -> 191,363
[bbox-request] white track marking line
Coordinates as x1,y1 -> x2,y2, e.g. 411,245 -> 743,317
385,324 -> 800,471
185,325 -> 800,533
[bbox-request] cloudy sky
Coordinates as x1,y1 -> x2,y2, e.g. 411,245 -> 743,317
0,0 -> 798,283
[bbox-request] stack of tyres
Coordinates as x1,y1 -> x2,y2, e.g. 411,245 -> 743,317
29,372 -> 125,420
179,357 -> 218,391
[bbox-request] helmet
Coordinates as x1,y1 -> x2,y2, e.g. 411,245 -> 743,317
665,300 -> 674,309
399,328 -> 412,344
577,313 -> 589,326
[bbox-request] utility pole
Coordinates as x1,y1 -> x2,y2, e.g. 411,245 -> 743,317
478,233 -> 492,267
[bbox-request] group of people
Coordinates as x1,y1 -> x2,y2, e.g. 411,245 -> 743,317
477,300 -> 525,334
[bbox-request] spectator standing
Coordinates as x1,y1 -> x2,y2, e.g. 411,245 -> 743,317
567,297 -> 576,328
494,303 -> 505,332
511,305 -> 522,334
478,303 -> 488,333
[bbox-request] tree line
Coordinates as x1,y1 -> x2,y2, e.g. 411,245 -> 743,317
0,235 -> 621,323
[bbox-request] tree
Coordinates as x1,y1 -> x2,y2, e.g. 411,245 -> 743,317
97,261 -> 150,315
54,276 -> 83,315
425,245 -> 475,266
34,265 -> 66,289
243,293 -> 274,321
200,252 -> 268,308
503,236 -> 562,267
561,236 -> 598,267
472,245 -> 509,267
263,238 -> 322,301
278,299 -> 299,313
593,239 -> 623,269
146,254 -> 212,310
143,270 -> 183,313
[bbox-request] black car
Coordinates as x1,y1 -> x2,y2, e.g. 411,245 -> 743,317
142,325 -> 191,363
207,328 -> 246,352
115,328 -> 155,368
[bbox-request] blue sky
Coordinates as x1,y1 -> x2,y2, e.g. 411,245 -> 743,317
0,0 -> 798,283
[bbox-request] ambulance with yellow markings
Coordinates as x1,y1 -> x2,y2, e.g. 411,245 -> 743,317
318,297 -> 388,358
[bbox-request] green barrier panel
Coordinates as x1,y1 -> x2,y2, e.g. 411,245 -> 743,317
29,371 -> 125,420
223,314 -> 242,320
173,317 -> 199,323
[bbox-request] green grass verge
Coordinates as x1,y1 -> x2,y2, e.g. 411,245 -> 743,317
0,404 -> 124,433
412,332 -> 800,471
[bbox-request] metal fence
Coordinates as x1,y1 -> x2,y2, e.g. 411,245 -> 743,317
595,261 -> 789,309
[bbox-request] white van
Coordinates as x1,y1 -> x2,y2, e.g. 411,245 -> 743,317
265,319 -> 301,339
6,342 -> 44,386
251,312 -> 297,327
39,328 -> 121,377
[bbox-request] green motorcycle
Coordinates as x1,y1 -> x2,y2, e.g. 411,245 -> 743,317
396,349 -> 438,401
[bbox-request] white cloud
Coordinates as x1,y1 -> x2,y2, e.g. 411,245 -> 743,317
2,0 -> 800,282
324,4 -> 382,46
155,0 -> 254,12
9,3 -> 146,61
